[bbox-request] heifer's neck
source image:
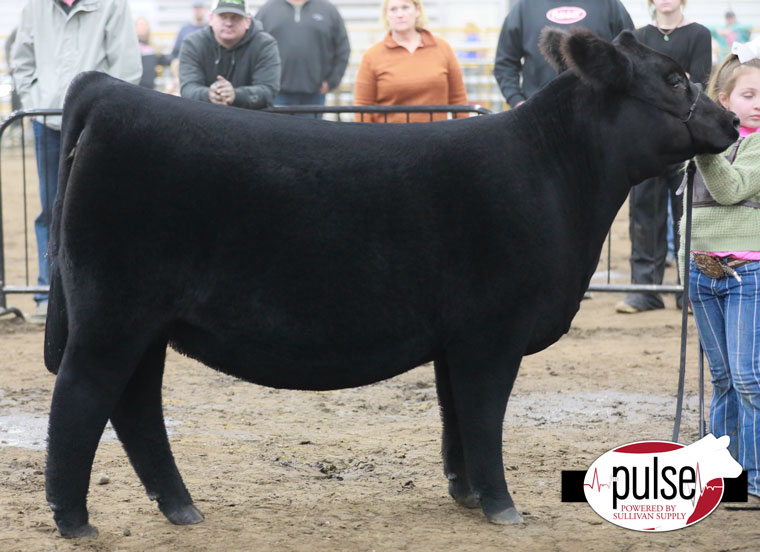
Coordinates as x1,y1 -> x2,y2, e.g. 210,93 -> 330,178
520,78 -> 634,261
505,74 -> 677,314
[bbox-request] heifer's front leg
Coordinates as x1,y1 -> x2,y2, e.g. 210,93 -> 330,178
109,338 -> 203,526
445,340 -> 524,525
434,358 -> 479,508
46,340 -> 143,538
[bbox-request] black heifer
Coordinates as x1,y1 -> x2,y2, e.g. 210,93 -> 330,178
44,29 -> 738,537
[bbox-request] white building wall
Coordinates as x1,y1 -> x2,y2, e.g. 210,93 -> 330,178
438,1 -> 507,30
637,0 -> 760,29
443,0 -> 760,30
3,1 -> 760,45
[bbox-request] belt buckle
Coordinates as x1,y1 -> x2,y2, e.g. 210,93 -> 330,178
692,253 -> 726,278
691,253 -> 742,282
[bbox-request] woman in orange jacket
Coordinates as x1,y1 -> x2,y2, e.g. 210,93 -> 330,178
353,0 -> 468,123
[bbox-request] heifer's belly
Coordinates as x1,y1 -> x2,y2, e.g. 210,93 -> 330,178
523,281 -> 585,356
167,320 -> 436,391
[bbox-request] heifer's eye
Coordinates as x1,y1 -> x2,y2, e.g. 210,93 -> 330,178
667,74 -> 686,89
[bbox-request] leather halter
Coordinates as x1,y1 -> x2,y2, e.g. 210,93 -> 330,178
681,81 -> 701,123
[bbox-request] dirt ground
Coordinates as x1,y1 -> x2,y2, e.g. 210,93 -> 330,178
1,142 -> 757,551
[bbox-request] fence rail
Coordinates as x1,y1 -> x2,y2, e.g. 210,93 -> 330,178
264,104 -> 493,122
1,104 -> 683,321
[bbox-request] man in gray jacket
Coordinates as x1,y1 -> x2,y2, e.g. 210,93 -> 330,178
180,0 -> 280,109
12,0 -> 142,323
256,0 -> 349,108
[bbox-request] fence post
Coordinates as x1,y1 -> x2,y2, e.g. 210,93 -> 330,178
0,112 -> 24,319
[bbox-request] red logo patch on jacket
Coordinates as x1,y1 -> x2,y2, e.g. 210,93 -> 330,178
546,7 -> 588,25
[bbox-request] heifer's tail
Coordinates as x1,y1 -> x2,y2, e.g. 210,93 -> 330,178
44,72 -> 105,374
43,262 -> 67,375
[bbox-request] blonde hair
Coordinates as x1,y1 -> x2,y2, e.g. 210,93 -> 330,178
707,54 -> 760,104
381,0 -> 427,31
648,0 -> 686,17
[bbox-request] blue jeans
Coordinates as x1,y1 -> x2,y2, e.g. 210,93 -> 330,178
274,92 -> 326,119
690,260 -> 760,496
32,121 -> 61,305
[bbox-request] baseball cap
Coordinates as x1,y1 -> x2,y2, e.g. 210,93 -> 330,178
211,0 -> 248,16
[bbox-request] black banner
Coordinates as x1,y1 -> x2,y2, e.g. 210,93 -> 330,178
561,470 -> 748,503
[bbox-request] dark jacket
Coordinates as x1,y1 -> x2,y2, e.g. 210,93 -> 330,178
179,20 -> 281,109
633,23 -> 712,86
256,0 -> 349,94
494,0 -> 633,107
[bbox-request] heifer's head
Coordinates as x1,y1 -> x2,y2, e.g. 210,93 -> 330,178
539,28 -> 739,172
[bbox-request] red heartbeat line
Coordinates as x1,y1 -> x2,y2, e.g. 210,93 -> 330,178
584,463 -> 723,499
692,462 -> 723,504
584,468 -> 612,492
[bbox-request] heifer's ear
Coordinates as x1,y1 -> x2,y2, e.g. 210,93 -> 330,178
539,27 -> 569,73
561,28 -> 633,90
614,29 -> 641,50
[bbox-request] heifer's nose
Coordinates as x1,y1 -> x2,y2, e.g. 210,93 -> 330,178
728,111 -> 741,129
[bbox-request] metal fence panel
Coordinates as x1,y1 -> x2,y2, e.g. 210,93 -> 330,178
0,104 -> 683,321
0,109 -> 64,319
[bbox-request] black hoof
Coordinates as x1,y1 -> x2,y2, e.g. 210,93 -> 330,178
52,505 -> 98,538
160,503 -> 205,526
58,522 -> 99,538
448,479 -> 480,509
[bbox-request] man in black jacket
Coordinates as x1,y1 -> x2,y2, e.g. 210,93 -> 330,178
179,0 -> 281,109
494,0 -> 633,108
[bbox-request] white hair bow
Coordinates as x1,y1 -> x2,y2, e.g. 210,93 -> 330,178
732,38 -> 760,63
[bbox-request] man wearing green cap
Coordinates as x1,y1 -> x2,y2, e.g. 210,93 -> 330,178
179,0 -> 281,109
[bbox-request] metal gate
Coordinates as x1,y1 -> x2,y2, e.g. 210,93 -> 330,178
0,109 -> 62,319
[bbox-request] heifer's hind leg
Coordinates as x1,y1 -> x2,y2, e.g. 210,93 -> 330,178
445,337 -> 524,525
109,337 -> 203,526
46,333 -> 150,537
434,358 -> 479,508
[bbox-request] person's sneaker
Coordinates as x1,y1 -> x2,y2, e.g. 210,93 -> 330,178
29,301 -> 48,325
615,300 -> 665,314
615,301 -> 641,314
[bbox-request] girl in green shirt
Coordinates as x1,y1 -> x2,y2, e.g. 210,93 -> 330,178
684,40 -> 760,505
